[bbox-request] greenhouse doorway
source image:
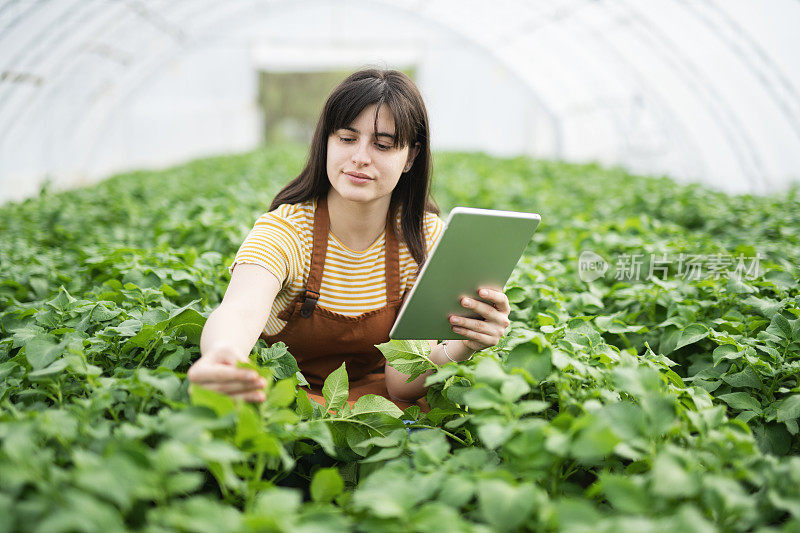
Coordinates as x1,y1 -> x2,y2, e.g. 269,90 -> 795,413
257,69 -> 417,145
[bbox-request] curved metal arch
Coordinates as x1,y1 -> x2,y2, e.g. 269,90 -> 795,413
68,0 -> 279,169
688,0 -> 800,144
374,0 -> 566,153
0,0 -> 202,154
0,1 -> 119,136
74,0 -> 564,168
0,0 -> 45,37
530,3 -> 706,177
0,0 -> 797,195
613,0 -> 765,192
47,0 -> 217,158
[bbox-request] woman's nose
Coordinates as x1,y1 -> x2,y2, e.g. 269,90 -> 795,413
351,140 -> 371,166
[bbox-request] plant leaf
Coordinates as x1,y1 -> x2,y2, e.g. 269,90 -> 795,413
322,362 -> 349,412
375,339 -> 434,382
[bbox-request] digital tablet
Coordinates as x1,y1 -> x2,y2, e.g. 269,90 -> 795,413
389,207 -> 541,340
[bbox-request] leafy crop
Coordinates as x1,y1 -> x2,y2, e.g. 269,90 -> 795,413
1,145 -> 799,531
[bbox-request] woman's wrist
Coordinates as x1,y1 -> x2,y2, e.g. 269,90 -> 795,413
436,339 -> 476,364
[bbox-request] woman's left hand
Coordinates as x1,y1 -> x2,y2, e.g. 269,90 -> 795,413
449,288 -> 512,352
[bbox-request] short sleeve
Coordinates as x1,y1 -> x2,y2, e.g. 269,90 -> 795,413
228,211 -> 304,288
424,211 -> 445,253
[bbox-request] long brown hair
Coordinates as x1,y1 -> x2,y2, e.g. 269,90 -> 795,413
269,69 -> 439,268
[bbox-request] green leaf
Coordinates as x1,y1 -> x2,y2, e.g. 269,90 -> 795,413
717,392 -> 761,412
295,421 -> 336,456
776,395 -> 800,423
24,335 -> 63,370
46,287 -> 77,313
505,286 -> 527,303
506,342 -> 552,384
189,384 -> 236,417
500,375 -> 531,402
712,344 -> 744,366
351,466 -> 440,518
109,319 -> 143,337
766,314 -> 794,340
477,421 -> 513,449
410,430 -> 450,467
322,362 -> 349,412
764,270 -> 795,290
256,342 -> 301,380
721,366 -> 762,390
236,360 -> 272,381
650,451 -> 698,497
375,339 -> 434,382
410,503 -> 467,532
756,423 -> 792,455
268,378 -> 296,408
571,417 -> 620,463
743,295 -> 784,319
675,324 -> 710,350
235,404 -> 281,455
462,386 -> 504,411
595,315 -> 647,334
596,473 -> 650,514
91,303 -> 121,322
11,324 -> 45,348
352,394 -> 403,418
477,479 -> 538,532
310,467 -> 344,503
27,358 -> 69,381
726,276 -> 756,294
517,400 -> 549,415
296,389 -> 314,418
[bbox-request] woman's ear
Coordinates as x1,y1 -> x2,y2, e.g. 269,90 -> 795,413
404,142 -> 421,172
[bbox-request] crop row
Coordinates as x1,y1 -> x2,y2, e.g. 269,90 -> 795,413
0,146 -> 798,531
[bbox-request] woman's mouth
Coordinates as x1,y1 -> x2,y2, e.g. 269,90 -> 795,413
345,171 -> 373,184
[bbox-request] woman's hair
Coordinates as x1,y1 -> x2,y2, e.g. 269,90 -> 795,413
269,68 -> 439,269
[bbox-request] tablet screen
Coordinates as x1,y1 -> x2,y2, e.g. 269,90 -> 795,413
389,207 -> 540,340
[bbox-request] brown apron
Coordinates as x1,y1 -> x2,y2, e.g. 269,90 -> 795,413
262,196 -> 428,412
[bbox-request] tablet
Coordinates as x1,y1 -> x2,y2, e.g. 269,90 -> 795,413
389,207 -> 541,340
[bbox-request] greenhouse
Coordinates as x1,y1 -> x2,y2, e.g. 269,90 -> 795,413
1,0 -> 799,531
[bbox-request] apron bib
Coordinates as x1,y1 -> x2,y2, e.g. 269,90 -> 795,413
262,196 -> 428,412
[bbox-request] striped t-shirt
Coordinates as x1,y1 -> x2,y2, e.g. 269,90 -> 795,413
229,199 -> 446,336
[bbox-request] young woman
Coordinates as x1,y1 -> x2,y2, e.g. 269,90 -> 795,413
186,69 -> 511,409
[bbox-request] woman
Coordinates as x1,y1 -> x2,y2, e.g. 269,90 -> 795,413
187,69 -> 511,408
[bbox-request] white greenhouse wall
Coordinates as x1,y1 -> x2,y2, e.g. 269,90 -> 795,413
0,0 -> 799,202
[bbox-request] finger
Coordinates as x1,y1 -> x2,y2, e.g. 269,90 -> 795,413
460,296 -> 509,325
451,325 -> 496,349
187,363 -> 261,385
450,314 -> 502,337
477,288 -> 512,313
230,390 -> 266,403
213,379 -> 268,395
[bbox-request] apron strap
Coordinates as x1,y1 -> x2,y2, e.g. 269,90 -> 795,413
302,196 -> 402,316
300,197 -> 330,318
384,208 -> 402,303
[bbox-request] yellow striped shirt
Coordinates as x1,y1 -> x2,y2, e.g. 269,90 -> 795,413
229,199 -> 445,336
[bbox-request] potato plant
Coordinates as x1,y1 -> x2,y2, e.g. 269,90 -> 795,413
0,146 -> 798,532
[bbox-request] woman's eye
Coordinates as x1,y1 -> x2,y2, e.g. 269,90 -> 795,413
375,143 -> 391,150
339,136 -> 355,143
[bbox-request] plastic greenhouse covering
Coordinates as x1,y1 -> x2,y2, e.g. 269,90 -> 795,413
0,0 -> 799,201
4,3 -> 800,531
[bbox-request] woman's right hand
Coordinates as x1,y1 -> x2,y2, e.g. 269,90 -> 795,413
189,264 -> 283,403
186,346 -> 267,402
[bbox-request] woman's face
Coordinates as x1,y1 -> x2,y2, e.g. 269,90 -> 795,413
326,103 -> 418,209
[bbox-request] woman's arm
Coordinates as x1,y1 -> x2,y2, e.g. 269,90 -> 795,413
187,264 -> 282,402
385,288 -> 511,402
